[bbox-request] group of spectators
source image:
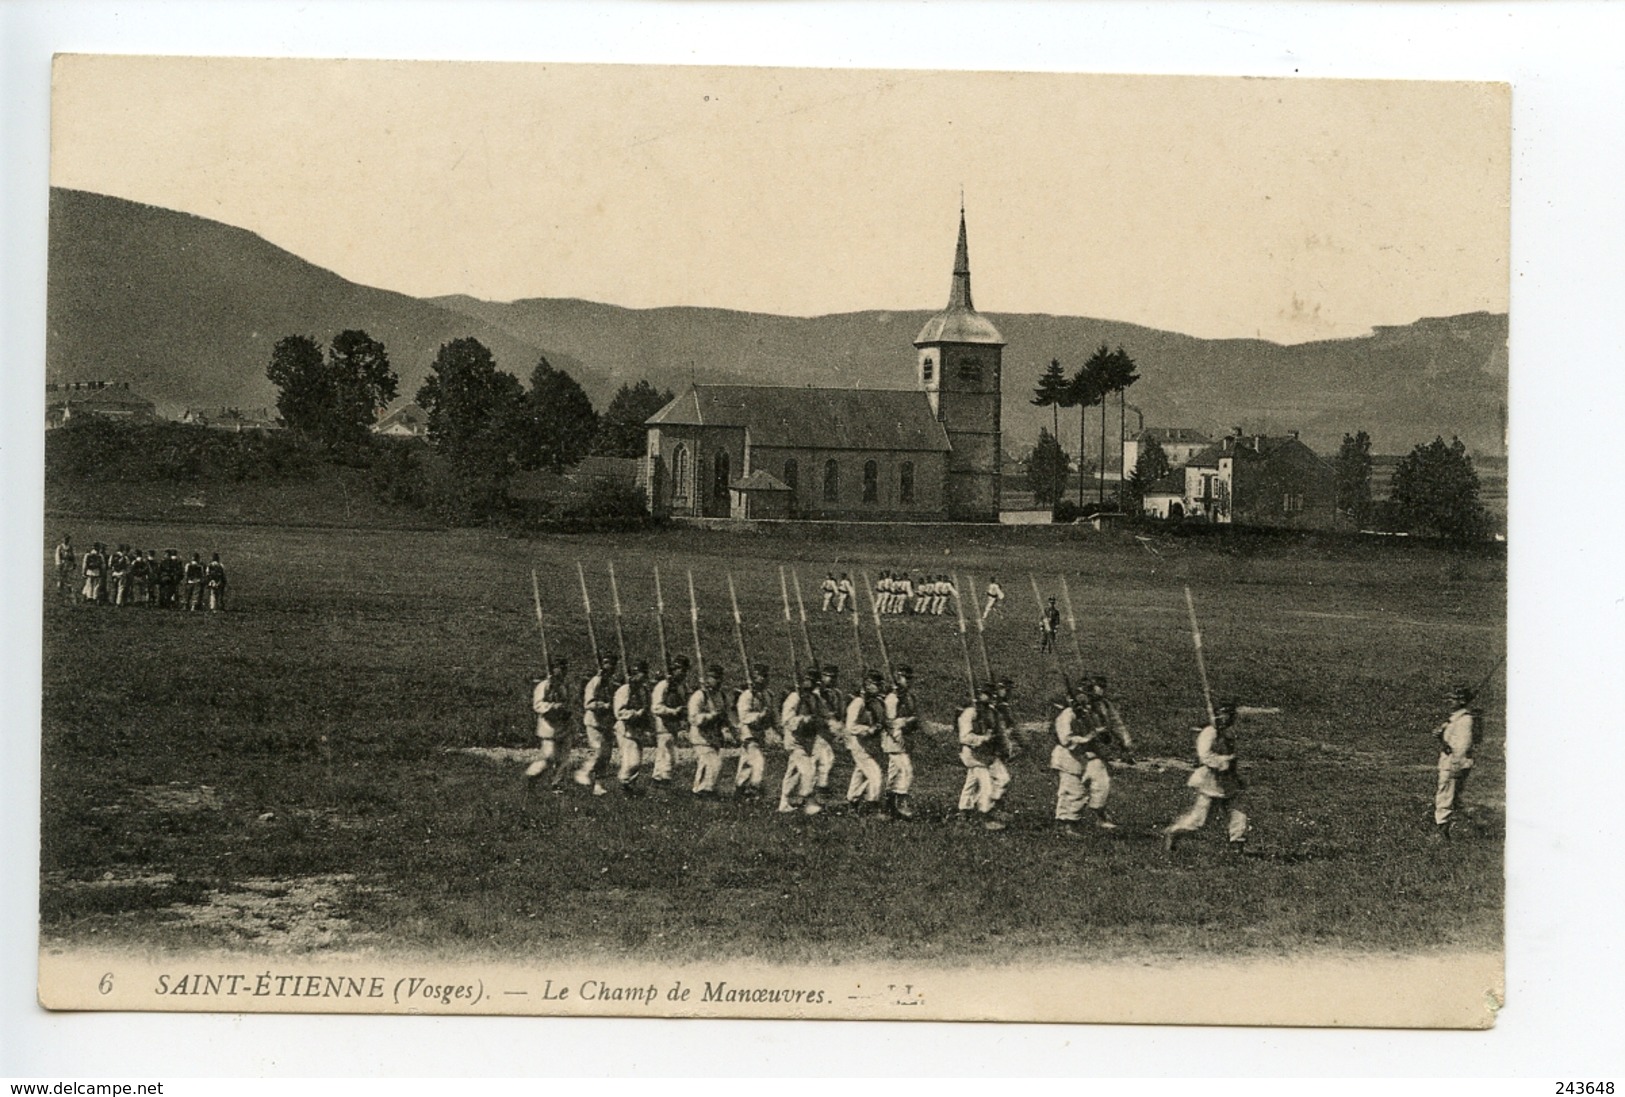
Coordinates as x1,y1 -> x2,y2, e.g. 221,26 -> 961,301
53,534 -> 228,611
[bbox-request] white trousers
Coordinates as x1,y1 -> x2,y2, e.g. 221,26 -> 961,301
989,758 -> 1011,802
959,765 -> 994,813
734,741 -> 765,789
615,734 -> 644,784
1168,793 -> 1249,842
885,751 -> 913,794
575,725 -> 611,784
691,744 -> 722,792
812,736 -> 837,789
779,746 -> 816,810
1435,766 -> 1470,825
846,739 -> 883,803
652,730 -> 677,781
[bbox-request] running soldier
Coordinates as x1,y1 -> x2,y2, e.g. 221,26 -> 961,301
81,543 -> 106,604
1085,677 -> 1135,762
1162,701 -> 1248,854
156,550 -> 182,609
524,658 -> 572,790
687,663 -> 731,799
957,683 -> 1005,830
109,545 -> 130,606
53,534 -> 76,596
127,548 -> 151,606
574,654 -> 619,796
613,659 -> 654,794
981,577 -> 1005,621
205,553 -> 228,611
733,663 -> 774,798
183,553 -> 205,611
1431,684 -> 1478,842
1050,685 -> 1119,834
1039,597 -> 1060,653
821,572 -> 839,612
777,668 -> 824,815
648,655 -> 691,787
882,664 -> 919,819
843,670 -> 886,813
836,573 -> 855,613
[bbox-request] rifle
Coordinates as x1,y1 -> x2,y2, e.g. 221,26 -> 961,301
778,566 -> 801,679
1059,575 -> 1087,682
727,572 -> 753,681
861,570 -> 893,684
687,569 -> 707,684
653,565 -> 670,676
964,571 -> 994,684
791,566 -> 819,668
1183,585 -> 1217,728
576,561 -> 602,669
848,567 -> 866,675
530,568 -> 551,672
949,569 -> 978,703
608,562 -> 631,685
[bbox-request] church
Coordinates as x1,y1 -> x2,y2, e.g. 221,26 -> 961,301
643,211 -> 1005,523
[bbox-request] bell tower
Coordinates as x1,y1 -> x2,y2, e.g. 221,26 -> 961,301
914,207 -> 1004,522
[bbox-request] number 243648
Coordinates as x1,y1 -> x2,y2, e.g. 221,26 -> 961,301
1556,1084 -> 1613,1094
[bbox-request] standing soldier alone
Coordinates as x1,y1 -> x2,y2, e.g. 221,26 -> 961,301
53,534 -> 76,596
1432,683 -> 1478,842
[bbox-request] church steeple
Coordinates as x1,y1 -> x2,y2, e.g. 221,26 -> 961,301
915,205 -> 1003,348
947,206 -> 974,312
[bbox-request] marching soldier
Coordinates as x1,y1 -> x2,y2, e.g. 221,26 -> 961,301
1050,685 -> 1118,833
649,655 -> 691,787
733,663 -> 774,798
957,683 -> 1005,830
821,572 -> 839,612
1039,597 -> 1060,653
883,665 -> 919,819
844,670 -> 886,813
1162,701 -> 1249,854
981,577 -> 1005,621
613,659 -> 654,794
205,553 -> 228,611
524,658 -> 572,790
687,663 -> 731,799
836,573 -> 855,614
156,549 -> 182,609
1432,683 -> 1478,842
988,676 -> 1018,812
813,664 -> 844,805
777,668 -> 824,815
1085,677 -> 1136,762
53,534 -> 76,596
183,553 -> 206,611
109,545 -> 130,606
574,653 -> 619,796
81,542 -> 106,604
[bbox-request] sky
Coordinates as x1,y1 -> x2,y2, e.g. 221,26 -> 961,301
51,57 -> 1508,344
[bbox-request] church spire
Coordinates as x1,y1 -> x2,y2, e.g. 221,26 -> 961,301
947,204 -> 974,312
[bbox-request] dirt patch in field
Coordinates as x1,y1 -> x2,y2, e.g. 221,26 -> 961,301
89,783 -> 223,815
163,874 -> 378,950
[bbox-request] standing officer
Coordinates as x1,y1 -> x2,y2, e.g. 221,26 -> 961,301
525,657 -> 572,790
686,663 -> 730,799
733,663 -> 774,799
777,668 -> 824,815
1432,683 -> 1478,842
957,684 -> 1005,830
843,671 -> 886,813
613,659 -> 654,794
883,665 -> 919,819
648,655 -> 690,787
1162,702 -> 1248,854
1039,597 -> 1060,653
574,653 -> 619,796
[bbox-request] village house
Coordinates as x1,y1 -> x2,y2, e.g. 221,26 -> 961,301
372,400 -> 431,440
1122,426 -> 1214,473
46,381 -> 158,429
1140,429 -> 1336,528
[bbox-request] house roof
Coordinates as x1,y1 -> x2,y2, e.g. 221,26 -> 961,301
47,382 -> 155,411
648,384 -> 951,453
1144,472 -> 1186,496
1137,427 -> 1212,445
1186,434 -> 1328,469
732,470 -> 791,492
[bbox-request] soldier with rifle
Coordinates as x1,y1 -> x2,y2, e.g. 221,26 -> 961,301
649,655 -> 690,788
813,664 -> 844,806
882,664 -> 920,819
687,663 -> 731,799
1431,682 -> 1480,842
956,683 -> 1005,831
841,670 -> 886,813
574,653 -> 619,796
612,659 -> 654,795
1050,681 -> 1120,833
1161,701 -> 1248,854
525,657 -> 573,792
733,663 -> 774,799
777,667 -> 825,815
987,676 -> 1019,815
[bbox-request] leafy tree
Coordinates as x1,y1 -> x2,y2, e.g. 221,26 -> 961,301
1125,438 -> 1172,510
415,337 -> 526,474
265,330 -> 398,448
327,330 -> 399,445
515,357 -> 599,472
1024,427 -> 1073,507
1334,430 -> 1375,526
594,379 -> 676,458
1070,345 -> 1111,506
1387,436 -> 1491,540
1032,358 -> 1070,437
266,335 -> 327,438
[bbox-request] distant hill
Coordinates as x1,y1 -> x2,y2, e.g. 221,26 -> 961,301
50,188 -> 1506,456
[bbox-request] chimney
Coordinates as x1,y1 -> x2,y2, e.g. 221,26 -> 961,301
1288,429 -> 1299,441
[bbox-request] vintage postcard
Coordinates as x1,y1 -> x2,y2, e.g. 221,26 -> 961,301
40,56 -> 1508,1026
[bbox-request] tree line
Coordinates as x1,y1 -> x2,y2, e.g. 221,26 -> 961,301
1028,344 -> 1140,511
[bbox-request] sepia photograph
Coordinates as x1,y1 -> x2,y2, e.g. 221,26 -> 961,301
36,55 -> 1509,1028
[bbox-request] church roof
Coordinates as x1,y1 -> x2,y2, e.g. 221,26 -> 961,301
647,384 -> 951,453
914,209 -> 1004,347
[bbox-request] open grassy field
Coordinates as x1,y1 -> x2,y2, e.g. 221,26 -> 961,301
39,517 -> 1504,966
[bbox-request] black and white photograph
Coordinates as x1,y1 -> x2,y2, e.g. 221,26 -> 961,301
35,55 -> 1511,1028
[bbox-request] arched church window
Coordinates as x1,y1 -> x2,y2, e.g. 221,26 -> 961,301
783,458 -> 799,494
862,460 -> 879,504
671,444 -> 690,500
714,450 -> 731,502
899,461 -> 915,505
823,460 -> 840,502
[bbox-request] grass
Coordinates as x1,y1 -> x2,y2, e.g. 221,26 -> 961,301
39,516 -> 1504,963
